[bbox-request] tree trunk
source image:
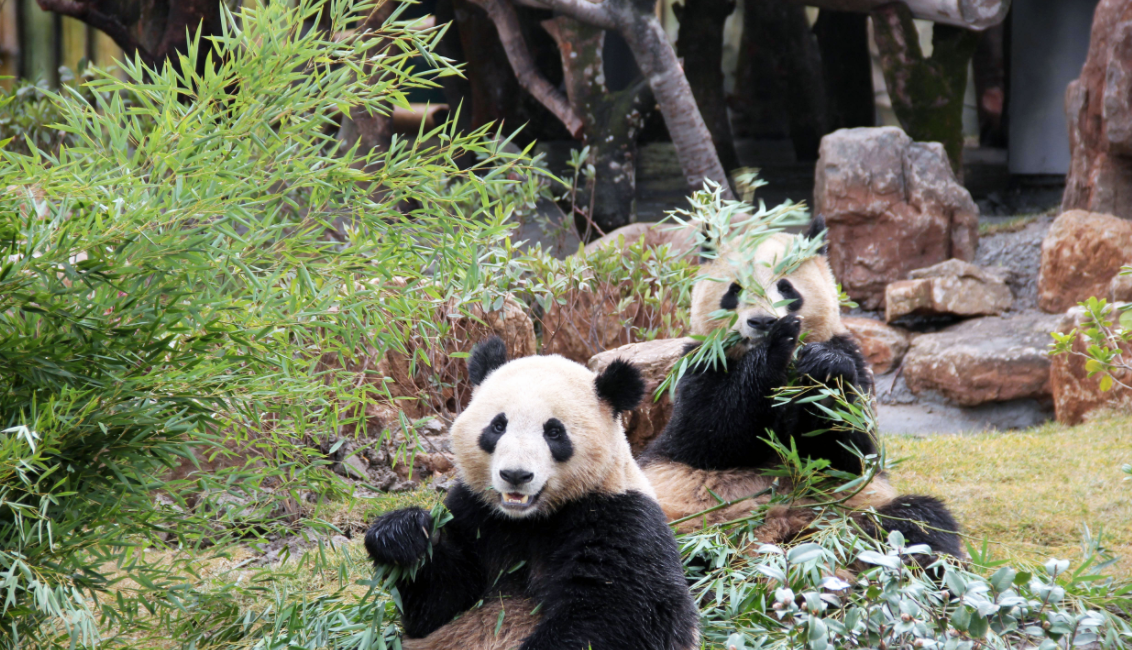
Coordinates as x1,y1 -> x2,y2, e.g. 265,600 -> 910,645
871,1 -> 977,176
35,0 -> 223,73
972,21 -> 1007,147
605,0 -> 733,195
734,0 -> 829,160
675,0 -> 740,172
434,0 -> 477,167
813,9 -> 874,130
545,17 -> 653,238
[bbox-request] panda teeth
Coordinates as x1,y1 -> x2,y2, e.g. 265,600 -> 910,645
503,493 -> 531,505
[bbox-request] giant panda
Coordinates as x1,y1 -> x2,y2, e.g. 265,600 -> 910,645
639,217 -> 963,557
365,337 -> 699,650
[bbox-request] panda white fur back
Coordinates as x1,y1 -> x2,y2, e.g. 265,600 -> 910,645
639,217 -> 964,558
365,338 -> 699,650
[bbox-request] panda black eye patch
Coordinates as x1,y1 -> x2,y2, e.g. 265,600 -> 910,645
542,418 -> 573,463
719,282 -> 742,310
776,279 -> 804,312
479,413 -> 507,453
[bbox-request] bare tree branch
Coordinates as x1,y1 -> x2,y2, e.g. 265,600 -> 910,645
35,0 -> 156,66
468,0 -> 585,138
523,0 -> 616,31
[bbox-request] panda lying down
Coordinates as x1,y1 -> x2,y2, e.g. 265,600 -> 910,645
365,338 -> 699,650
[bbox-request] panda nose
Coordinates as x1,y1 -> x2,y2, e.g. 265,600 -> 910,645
499,468 -> 534,487
747,316 -> 777,331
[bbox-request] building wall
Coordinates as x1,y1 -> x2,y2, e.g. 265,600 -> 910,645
1009,0 -> 1099,175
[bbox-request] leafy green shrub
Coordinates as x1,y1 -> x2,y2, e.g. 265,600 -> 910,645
0,0 -> 546,644
1048,269 -> 1132,394
520,237 -> 696,361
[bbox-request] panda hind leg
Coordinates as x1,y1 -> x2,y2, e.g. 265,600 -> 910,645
872,495 -> 964,563
401,598 -> 539,650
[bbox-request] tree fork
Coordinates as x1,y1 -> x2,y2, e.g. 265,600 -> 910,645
467,0 -> 585,137
675,0 -> 740,172
518,0 -> 734,199
871,1 -> 977,176
545,16 -> 654,237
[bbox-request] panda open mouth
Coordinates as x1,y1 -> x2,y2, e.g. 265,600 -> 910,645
499,489 -> 542,512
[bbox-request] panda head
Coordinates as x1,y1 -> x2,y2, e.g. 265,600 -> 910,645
691,216 -> 844,344
449,337 -> 652,518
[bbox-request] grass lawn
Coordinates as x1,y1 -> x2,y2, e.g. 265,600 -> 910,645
885,413 -> 1132,580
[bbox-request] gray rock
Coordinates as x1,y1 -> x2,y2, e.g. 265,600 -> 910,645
901,312 -> 1064,406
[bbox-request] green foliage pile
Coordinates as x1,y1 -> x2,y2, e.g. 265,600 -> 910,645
687,522 -> 1132,650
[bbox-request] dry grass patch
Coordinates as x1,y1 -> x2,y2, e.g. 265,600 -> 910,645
885,414 -> 1132,578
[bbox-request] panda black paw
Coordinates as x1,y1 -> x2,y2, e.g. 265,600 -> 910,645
796,343 -> 860,387
364,507 -> 433,566
767,314 -> 802,350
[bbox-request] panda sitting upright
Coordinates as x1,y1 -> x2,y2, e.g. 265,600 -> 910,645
365,337 -> 699,650
639,217 -> 963,557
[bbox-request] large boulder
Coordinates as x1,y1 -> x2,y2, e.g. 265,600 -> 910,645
1037,210 -> 1132,313
1050,304 -> 1132,424
885,259 -> 1013,322
587,338 -> 692,453
842,317 -> 910,375
1062,0 -> 1132,219
815,127 -> 979,310
902,313 -> 1064,406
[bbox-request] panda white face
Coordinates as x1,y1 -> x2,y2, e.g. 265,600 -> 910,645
691,231 -> 843,344
450,342 -> 651,519
717,277 -> 801,342
475,407 -> 574,516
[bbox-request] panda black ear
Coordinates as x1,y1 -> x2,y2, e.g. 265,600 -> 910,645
468,336 -> 508,386
807,215 -> 829,256
594,359 -> 645,417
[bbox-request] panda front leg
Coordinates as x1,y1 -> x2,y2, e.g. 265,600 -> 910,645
738,313 -> 802,384
794,334 -> 872,395
364,490 -> 488,639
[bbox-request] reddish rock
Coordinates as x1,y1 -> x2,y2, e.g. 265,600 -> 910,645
1037,210 -> 1132,313
902,313 -> 1064,406
1111,269 -> 1132,301
842,317 -> 910,375
885,259 -> 1012,321
588,338 -> 692,453
1050,304 -> 1132,424
815,127 -> 979,310
1062,0 -> 1132,218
